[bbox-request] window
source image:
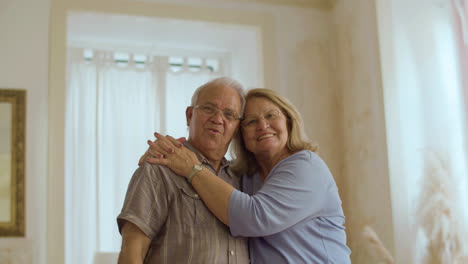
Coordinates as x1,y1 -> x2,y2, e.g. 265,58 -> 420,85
65,47 -> 224,264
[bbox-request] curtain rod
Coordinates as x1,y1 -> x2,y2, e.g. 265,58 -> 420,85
84,58 -> 215,72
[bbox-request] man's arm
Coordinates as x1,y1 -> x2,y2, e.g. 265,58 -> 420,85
118,221 -> 151,264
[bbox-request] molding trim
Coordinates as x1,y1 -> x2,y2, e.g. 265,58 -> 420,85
0,246 -> 31,263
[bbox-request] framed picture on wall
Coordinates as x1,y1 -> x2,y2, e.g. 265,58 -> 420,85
0,89 -> 25,237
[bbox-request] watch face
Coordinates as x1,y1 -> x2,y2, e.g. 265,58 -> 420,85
188,164 -> 203,183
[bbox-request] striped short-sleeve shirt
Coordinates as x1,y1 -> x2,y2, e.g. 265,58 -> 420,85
117,143 -> 249,263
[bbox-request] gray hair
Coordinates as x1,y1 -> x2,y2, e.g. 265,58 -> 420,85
191,77 -> 246,115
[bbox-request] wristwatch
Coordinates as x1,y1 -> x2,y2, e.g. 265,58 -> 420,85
187,164 -> 203,183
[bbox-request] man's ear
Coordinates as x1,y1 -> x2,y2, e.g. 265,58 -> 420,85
186,106 -> 193,126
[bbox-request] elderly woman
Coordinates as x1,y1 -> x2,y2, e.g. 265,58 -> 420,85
147,88 -> 351,263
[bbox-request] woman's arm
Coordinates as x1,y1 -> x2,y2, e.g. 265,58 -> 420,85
190,167 -> 234,225
147,134 -> 234,225
228,151 -> 337,237
147,136 -> 339,237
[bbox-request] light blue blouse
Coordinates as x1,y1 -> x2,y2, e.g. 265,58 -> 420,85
229,150 -> 351,263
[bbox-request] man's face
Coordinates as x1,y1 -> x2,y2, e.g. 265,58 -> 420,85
186,85 -> 242,158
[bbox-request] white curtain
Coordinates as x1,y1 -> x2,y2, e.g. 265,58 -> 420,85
454,0 -> 468,43
410,11 -> 468,263
66,49 -> 99,264
165,72 -> 220,139
65,48 -> 221,264
380,1 -> 468,262
453,0 -> 468,137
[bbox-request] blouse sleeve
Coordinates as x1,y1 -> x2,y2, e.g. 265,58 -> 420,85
228,151 -> 338,237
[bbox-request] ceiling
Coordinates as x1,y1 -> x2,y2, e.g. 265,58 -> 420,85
248,0 -> 336,9
147,0 -> 337,10
67,12 -> 259,56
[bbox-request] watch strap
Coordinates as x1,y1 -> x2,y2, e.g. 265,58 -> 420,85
187,164 -> 203,183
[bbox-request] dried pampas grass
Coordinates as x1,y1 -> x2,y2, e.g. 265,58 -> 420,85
417,152 -> 464,264
361,226 -> 395,264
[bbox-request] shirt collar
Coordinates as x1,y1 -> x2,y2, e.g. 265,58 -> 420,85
183,141 -> 231,176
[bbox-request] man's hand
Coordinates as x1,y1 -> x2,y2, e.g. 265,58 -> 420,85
138,133 -> 186,166
118,222 -> 151,264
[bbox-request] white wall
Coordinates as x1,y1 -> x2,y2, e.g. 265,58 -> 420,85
332,0 -> 395,263
0,0 -> 50,263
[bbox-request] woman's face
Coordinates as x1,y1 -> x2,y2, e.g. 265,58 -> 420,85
241,97 -> 289,157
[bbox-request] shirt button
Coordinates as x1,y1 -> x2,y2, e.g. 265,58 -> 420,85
194,194 -> 199,198
230,250 -> 235,256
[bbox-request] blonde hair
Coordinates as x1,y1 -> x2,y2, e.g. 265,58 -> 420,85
231,88 -> 318,176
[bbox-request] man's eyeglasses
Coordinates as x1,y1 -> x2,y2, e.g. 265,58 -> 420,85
241,109 -> 282,129
193,104 -> 241,121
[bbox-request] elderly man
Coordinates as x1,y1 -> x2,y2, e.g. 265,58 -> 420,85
117,77 -> 249,263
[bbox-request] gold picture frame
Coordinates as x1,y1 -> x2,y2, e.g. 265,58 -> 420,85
0,89 -> 25,236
